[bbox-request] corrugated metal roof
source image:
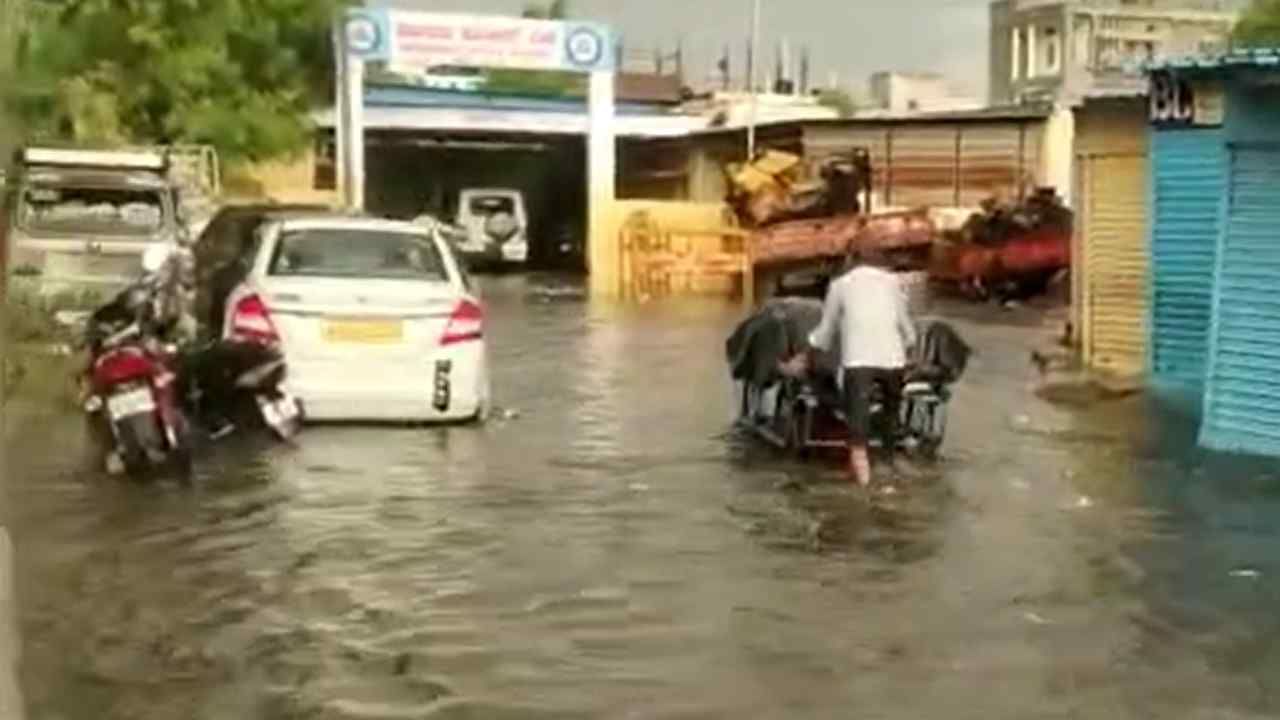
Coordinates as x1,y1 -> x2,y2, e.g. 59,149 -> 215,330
1148,47 -> 1280,72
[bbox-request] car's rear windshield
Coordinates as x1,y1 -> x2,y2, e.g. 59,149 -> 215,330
18,184 -> 165,237
468,196 -> 515,215
268,228 -> 449,281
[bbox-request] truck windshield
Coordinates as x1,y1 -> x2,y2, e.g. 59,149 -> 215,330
18,184 -> 165,237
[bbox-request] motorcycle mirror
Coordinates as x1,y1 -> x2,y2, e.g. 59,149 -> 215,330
141,244 -> 173,274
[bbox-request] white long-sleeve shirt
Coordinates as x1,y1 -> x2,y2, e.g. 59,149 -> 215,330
808,266 -> 917,369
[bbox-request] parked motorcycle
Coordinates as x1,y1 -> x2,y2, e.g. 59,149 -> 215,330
81,246 -> 195,478
184,337 -> 301,442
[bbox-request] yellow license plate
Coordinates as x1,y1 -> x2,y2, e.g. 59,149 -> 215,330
323,318 -> 404,344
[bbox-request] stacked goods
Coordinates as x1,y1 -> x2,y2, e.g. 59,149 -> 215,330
726,149 -> 871,228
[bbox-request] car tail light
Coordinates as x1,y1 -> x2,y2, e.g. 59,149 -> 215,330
441,299 -> 483,345
230,293 -> 279,344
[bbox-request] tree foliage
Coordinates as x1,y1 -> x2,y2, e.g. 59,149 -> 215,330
1233,0 -> 1280,47
521,0 -> 569,20
491,0 -> 576,97
7,0 -> 349,161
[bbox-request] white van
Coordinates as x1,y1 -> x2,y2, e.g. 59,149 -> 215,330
453,188 -> 528,267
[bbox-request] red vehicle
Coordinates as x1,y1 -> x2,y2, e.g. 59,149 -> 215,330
930,228 -> 1070,300
81,248 -> 194,477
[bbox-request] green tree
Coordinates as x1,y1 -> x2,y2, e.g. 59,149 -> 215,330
0,0 -> 27,158
521,0 -> 569,20
488,0 -> 576,97
8,0 -> 349,161
1233,0 -> 1280,47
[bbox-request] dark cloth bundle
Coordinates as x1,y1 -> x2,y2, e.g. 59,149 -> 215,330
727,299 -> 971,389
725,298 -> 839,387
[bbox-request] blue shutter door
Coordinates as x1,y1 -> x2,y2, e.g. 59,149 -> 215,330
1200,146 -> 1280,457
1150,129 -> 1225,389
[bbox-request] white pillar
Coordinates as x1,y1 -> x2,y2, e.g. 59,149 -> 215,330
1011,27 -> 1021,82
586,69 -> 617,297
335,12 -> 365,213
339,57 -> 366,211
0,528 -> 22,720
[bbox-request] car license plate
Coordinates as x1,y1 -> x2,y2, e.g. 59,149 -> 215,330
107,387 -> 155,419
501,243 -> 527,261
323,318 -> 404,344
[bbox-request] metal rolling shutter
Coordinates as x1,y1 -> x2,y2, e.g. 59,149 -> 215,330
1150,129 -> 1225,388
1083,153 -> 1149,375
1200,146 -> 1280,456
958,125 -> 1025,207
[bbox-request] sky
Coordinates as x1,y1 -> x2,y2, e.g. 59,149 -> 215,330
373,0 -> 994,99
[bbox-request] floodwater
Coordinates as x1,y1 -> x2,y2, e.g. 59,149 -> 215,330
3,275 -> 1280,719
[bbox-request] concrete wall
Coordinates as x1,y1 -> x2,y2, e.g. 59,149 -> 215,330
1073,96 -> 1149,156
990,1 -> 1016,104
233,149 -> 339,206
1040,104 -> 1077,206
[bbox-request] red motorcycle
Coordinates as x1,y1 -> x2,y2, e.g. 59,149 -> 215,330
81,249 -> 194,478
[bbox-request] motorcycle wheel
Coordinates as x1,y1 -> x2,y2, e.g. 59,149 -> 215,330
169,418 -> 195,481
912,400 -> 946,462
114,413 -> 165,479
781,390 -> 812,459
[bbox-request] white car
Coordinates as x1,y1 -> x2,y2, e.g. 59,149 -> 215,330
453,188 -> 529,266
221,215 -> 490,423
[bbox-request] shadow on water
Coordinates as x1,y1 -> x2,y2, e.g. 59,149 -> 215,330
5,279 -> 1280,719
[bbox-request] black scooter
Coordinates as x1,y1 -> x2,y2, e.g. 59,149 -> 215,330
182,340 -> 301,441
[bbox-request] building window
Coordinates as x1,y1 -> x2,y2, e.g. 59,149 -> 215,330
1074,16 -> 1091,68
1044,27 -> 1061,75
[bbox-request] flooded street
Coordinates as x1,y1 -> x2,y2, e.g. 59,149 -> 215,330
4,274 -> 1280,719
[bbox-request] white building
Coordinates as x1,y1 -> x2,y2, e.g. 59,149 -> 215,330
867,72 -> 985,115
989,0 -> 1245,105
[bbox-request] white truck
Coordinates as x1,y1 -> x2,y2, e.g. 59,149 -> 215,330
2,145 -> 219,302
3,147 -> 184,300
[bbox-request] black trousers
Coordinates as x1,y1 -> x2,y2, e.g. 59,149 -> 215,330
842,366 -> 904,446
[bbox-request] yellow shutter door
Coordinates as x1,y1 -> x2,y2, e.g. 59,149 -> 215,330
1084,154 -> 1148,375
